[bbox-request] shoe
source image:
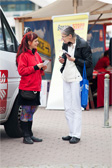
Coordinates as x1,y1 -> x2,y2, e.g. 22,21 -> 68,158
23,137 -> 34,144
62,136 -> 72,141
31,136 -> 43,142
69,137 -> 80,144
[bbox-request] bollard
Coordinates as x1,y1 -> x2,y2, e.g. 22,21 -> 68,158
103,74 -> 111,128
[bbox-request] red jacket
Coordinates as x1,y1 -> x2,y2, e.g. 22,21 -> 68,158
94,56 -> 110,71
17,49 -> 43,91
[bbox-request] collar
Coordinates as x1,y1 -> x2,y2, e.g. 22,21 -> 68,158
27,49 -> 37,55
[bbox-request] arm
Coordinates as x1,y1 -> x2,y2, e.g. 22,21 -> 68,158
38,54 -> 47,71
59,43 -> 67,64
18,54 -> 43,76
105,57 -> 110,67
18,54 -> 35,76
75,45 -> 92,68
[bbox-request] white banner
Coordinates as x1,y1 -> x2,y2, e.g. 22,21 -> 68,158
47,13 -> 89,109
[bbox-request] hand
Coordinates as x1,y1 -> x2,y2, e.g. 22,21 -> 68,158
59,56 -> 64,64
42,65 -> 47,70
66,54 -> 75,62
37,63 -> 44,69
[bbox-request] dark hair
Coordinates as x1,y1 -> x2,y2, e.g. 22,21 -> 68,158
104,50 -> 109,57
62,26 -> 76,37
24,27 -> 32,34
16,32 -> 38,66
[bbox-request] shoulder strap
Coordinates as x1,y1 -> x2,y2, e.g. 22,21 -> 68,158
83,62 -> 87,79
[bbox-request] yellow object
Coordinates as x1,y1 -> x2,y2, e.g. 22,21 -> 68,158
37,37 -> 51,57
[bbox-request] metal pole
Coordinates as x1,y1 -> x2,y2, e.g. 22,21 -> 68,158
104,74 -> 111,128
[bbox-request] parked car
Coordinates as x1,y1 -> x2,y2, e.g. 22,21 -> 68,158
0,7 -> 22,138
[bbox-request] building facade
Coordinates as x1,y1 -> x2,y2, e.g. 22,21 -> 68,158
0,0 -> 41,30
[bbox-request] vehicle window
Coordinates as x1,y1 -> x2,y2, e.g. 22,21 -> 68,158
0,20 -> 5,50
0,9 -> 18,52
3,23 -> 15,52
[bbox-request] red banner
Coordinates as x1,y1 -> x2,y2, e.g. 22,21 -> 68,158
0,70 -> 8,114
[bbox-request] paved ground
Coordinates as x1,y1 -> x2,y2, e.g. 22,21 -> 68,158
0,107 -> 112,168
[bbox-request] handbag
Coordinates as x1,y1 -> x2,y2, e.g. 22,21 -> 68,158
20,90 -> 37,100
80,62 -> 89,108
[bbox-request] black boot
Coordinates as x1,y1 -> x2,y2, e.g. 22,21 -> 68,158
28,121 -> 33,136
28,121 -> 42,142
21,121 -> 33,144
23,137 -> 34,144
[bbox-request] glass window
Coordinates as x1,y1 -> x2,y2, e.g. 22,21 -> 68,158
1,1 -> 35,12
3,23 -> 15,52
8,4 -> 16,11
0,9 -> 18,52
0,20 -> 5,50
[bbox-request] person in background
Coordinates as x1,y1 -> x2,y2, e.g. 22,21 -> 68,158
16,32 -> 47,144
24,27 -> 32,34
59,26 -> 93,144
90,50 -> 111,100
94,50 -> 110,71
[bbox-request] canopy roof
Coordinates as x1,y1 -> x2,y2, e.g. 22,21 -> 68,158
15,0 -> 112,24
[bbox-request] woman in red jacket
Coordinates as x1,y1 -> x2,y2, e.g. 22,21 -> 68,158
16,32 -> 47,144
94,50 -> 110,71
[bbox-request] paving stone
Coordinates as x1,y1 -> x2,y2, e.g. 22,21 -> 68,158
0,107 -> 112,168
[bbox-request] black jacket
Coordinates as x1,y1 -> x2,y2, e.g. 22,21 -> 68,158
60,35 -> 93,80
